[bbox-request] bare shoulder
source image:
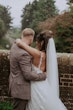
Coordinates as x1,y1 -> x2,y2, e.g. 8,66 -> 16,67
34,51 -> 46,60
40,51 -> 46,72
41,51 -> 46,60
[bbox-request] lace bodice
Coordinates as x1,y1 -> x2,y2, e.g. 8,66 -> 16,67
32,64 -> 43,74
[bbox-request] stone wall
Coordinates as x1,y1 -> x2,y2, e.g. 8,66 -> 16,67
57,53 -> 73,110
0,50 -> 73,110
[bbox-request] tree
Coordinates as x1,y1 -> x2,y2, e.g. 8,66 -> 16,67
68,0 -> 73,3
0,18 -> 6,38
21,3 -> 34,29
0,5 -> 12,38
67,0 -> 73,11
35,1 -> 73,53
38,12 -> 73,53
21,0 -> 58,32
38,0 -> 58,18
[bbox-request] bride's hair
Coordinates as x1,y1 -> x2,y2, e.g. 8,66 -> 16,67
36,30 -> 53,52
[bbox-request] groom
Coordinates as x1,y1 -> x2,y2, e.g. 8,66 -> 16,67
9,28 -> 46,110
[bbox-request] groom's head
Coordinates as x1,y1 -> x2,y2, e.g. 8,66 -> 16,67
21,28 -> 35,45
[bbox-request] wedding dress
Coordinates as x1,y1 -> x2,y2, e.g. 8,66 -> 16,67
26,38 -> 67,110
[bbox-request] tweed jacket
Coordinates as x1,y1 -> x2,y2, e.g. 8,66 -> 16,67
9,43 -> 46,100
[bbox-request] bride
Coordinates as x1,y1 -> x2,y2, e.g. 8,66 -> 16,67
16,30 -> 67,110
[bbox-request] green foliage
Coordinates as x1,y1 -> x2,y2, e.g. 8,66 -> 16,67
67,0 -> 73,3
5,27 -> 21,43
21,0 -> 58,32
0,5 -> 12,38
0,102 -> 13,110
67,0 -> 73,13
38,12 -> 73,53
50,1 -> 73,53
0,37 -> 11,49
9,27 -> 21,39
0,18 -> 6,38
52,13 -> 73,53
55,27 -> 73,53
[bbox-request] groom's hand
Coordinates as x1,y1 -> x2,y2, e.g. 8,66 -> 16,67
18,52 -> 46,81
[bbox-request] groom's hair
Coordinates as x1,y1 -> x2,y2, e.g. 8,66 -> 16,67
22,28 -> 35,37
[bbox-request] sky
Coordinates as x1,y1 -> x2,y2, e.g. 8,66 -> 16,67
0,0 -> 68,27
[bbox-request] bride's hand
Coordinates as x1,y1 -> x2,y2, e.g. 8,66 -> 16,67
16,39 -> 23,47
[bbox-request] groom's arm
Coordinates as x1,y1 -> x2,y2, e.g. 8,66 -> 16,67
18,53 -> 46,81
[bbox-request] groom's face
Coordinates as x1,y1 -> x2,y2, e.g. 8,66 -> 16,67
22,35 -> 34,45
28,35 -> 34,45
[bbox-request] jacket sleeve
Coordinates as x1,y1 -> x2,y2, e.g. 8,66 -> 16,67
18,53 -> 46,81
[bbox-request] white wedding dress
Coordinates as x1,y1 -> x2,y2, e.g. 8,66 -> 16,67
26,38 -> 67,110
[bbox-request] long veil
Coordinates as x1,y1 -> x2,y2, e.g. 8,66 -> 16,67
46,38 -> 59,97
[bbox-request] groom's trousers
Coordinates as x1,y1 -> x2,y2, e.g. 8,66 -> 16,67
13,98 -> 28,110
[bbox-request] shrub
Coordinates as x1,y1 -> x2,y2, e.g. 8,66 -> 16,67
0,102 -> 13,110
38,12 -> 73,53
0,37 -> 11,50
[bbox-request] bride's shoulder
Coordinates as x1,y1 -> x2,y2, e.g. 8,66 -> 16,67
41,52 -> 46,60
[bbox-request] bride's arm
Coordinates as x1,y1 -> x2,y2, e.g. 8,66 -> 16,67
16,39 -> 41,58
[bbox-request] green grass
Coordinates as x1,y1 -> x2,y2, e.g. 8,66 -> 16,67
0,102 -> 13,110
